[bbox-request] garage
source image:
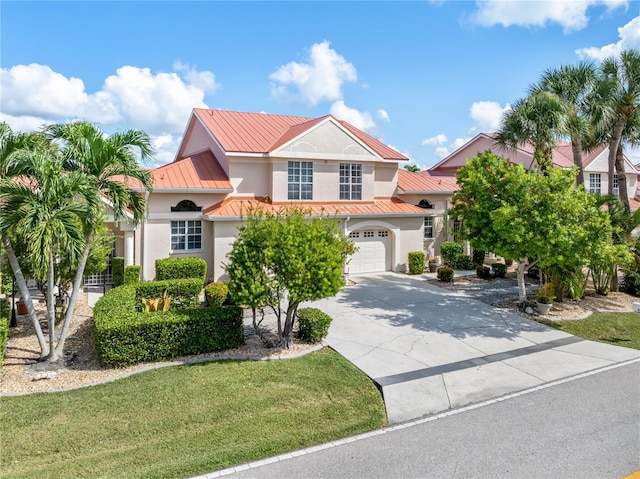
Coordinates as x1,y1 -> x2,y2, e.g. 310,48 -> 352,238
347,229 -> 391,274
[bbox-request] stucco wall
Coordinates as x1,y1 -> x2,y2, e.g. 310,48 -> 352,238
374,164 -> 399,198
229,159 -> 271,197
147,193 -> 227,214
180,119 -> 230,175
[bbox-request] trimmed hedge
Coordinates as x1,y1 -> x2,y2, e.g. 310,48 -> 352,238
124,265 -> 141,284
112,257 -> 124,287
437,266 -> 454,282
477,265 -> 491,279
408,251 -> 426,274
0,299 -> 9,368
297,307 -> 332,344
492,263 -> 507,278
155,257 -> 207,282
94,284 -> 244,367
454,254 -> 476,271
135,278 -> 202,310
204,282 -> 228,307
440,242 -> 463,266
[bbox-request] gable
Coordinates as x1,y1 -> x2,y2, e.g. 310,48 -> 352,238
276,120 -> 377,160
584,148 -> 636,174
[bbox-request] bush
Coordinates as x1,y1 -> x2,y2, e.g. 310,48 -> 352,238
204,282 -> 229,307
437,266 -> 454,282
297,308 -> 332,344
155,257 -> 207,282
408,251 -> 426,274
440,242 -> 463,266
621,269 -> 640,297
476,265 -> 491,279
472,249 -> 485,266
492,263 -> 507,279
112,257 -> 124,287
135,278 -> 202,310
124,265 -> 141,284
94,284 -> 244,367
527,265 -> 540,279
0,298 -> 9,368
454,254 -> 476,270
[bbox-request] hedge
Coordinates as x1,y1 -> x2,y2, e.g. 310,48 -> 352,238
94,284 -> 244,367
440,242 -> 463,266
437,266 -> 455,282
297,308 -> 332,344
408,251 -> 426,274
0,299 -> 9,368
155,257 -> 207,282
112,257 -> 124,287
492,263 -> 507,278
124,265 -> 141,284
135,278 -> 202,310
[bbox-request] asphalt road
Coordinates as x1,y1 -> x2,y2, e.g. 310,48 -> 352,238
208,360 -> 640,479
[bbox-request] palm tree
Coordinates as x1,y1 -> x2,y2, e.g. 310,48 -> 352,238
533,62 -> 597,185
596,49 -> 640,211
404,164 -> 421,172
495,90 -> 566,173
45,122 -> 154,359
0,142 -> 86,361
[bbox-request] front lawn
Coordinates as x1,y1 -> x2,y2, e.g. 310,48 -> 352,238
542,312 -> 640,350
0,348 -> 385,479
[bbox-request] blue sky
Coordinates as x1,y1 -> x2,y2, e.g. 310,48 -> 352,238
1,1 -> 639,168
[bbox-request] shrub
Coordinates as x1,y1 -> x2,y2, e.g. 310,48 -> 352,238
476,265 -> 491,279
155,257 -> 207,282
527,265 -> 540,279
408,251 -> 426,274
472,250 -> 485,266
437,266 -> 454,282
297,308 -> 332,344
135,278 -> 202,310
204,282 -> 229,307
621,269 -> 640,297
0,298 -> 9,368
492,263 -> 507,278
454,254 -> 476,270
124,265 -> 141,285
94,284 -> 244,367
440,242 -> 463,266
112,257 -> 124,287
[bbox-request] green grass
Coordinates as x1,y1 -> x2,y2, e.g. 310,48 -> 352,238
542,312 -> 640,350
0,348 -> 385,479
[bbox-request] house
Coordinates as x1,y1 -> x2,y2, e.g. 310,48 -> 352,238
98,109 -> 429,283
394,132 -> 640,257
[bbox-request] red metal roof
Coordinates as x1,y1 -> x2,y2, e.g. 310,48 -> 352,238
152,151 -> 231,190
397,169 -> 459,193
203,196 -> 426,217
193,109 -> 408,160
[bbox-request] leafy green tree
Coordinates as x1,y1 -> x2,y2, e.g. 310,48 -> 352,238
226,206 -> 355,348
451,151 -> 611,303
403,164 -> 421,172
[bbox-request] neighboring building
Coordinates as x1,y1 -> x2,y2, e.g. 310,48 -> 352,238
100,109 -> 428,282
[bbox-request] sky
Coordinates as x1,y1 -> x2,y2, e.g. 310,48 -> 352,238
1,1 -> 639,169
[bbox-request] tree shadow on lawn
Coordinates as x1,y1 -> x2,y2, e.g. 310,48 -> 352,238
327,273 -> 555,342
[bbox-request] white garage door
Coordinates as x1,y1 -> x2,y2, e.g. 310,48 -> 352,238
348,230 -> 391,274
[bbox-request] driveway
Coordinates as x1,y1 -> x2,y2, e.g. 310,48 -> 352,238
315,273 -> 640,423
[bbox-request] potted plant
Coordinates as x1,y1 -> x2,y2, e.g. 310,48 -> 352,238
428,258 -> 439,273
536,283 -> 556,315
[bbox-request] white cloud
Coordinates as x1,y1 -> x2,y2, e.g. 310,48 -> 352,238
270,41 -> 357,105
576,16 -> 640,60
469,101 -> 511,133
422,134 -> 448,146
470,0 -> 628,33
0,62 -> 219,165
377,109 -> 390,122
329,101 -> 375,133
435,147 -> 450,158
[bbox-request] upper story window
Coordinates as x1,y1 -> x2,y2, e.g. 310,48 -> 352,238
340,163 -> 362,200
589,173 -> 601,194
424,217 -> 434,240
288,161 -> 313,200
613,174 -> 619,197
171,220 -> 202,251
171,200 -> 202,212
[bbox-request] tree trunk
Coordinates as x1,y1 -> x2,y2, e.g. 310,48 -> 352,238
571,136 -> 585,186
281,303 -> 299,349
516,260 -> 528,303
54,226 -> 94,357
45,251 -> 60,362
607,118 -> 626,199
2,234 -> 49,358
615,142 -> 630,212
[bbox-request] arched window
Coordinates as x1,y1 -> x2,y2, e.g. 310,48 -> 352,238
171,200 -> 202,212
417,199 -> 433,209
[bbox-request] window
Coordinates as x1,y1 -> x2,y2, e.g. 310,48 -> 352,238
452,220 -> 463,243
363,231 -> 375,238
424,217 -> 434,239
171,220 -> 202,250
349,232 -> 360,238
613,174 -> 619,197
171,200 -> 201,212
288,161 -> 313,200
339,163 -> 362,200
589,173 -> 601,194
378,231 -> 388,238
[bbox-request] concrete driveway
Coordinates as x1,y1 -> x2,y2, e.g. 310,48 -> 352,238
314,273 -> 640,424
